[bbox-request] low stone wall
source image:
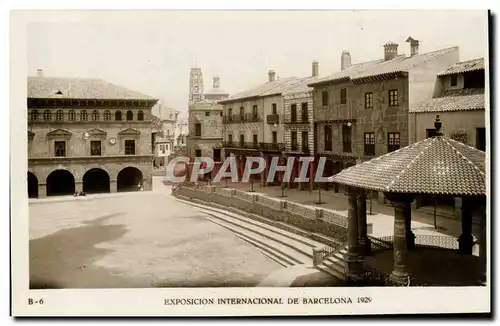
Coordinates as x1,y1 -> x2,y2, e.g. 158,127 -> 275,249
174,185 -> 350,242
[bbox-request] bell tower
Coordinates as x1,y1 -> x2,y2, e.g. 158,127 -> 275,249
188,61 -> 204,105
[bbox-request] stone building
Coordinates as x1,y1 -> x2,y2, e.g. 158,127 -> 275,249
410,57 -> 486,212
27,74 -> 157,198
187,76 -> 229,161
152,101 -> 180,167
308,38 -> 459,200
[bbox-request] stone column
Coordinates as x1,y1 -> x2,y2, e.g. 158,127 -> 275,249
110,179 -> 118,193
75,181 -> 83,194
345,186 -> 362,280
404,202 -> 415,250
38,183 -> 47,198
357,189 -> 371,255
458,196 -> 474,255
385,193 -> 413,285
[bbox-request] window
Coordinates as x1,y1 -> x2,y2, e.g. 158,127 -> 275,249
195,149 -> 202,157
426,128 -> 437,138
253,134 -> 258,146
272,131 -> 277,144
302,131 -> 308,152
220,112 -> 223,117
126,110 -> 133,121
342,125 -> 352,152
80,110 -> 88,121
476,128 -> 486,151
450,74 -> 458,87
90,140 -> 102,156
205,111 -> 210,116
301,103 -> 308,121
125,140 -> 135,155
239,134 -> 244,146
137,110 -> 144,121
195,123 -> 202,136
56,110 -> 64,121
322,91 -> 329,106
43,110 -> 51,121
92,110 -> 99,121
389,89 -> 399,106
291,132 -> 298,150
324,125 -> 332,151
272,103 -> 277,115
365,92 -> 373,109
364,132 -> 375,155
291,104 -> 297,122
69,110 -> 75,121
54,141 -> 66,157
104,110 -> 111,121
388,132 -> 400,152
228,134 -> 233,144
228,108 -> 233,121
340,88 -> 347,104
252,105 -> 258,119
161,145 -> 166,154
239,107 -> 244,120
115,110 -> 122,121
30,110 -> 38,121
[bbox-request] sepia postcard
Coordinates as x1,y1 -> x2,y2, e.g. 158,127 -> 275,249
10,9 -> 491,317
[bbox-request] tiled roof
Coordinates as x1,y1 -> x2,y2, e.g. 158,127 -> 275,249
220,77 -> 298,103
282,76 -> 321,95
411,89 -> 485,113
331,136 -> 485,196
309,58 -> 386,86
438,58 -> 484,76
28,77 -> 156,100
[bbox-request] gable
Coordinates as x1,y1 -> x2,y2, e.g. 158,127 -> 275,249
86,128 -> 107,136
47,128 -> 72,138
118,128 -> 141,135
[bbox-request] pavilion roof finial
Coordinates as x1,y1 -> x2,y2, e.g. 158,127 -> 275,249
434,115 -> 443,136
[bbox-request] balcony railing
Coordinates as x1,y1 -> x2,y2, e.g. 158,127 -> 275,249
224,113 -> 261,124
266,114 -> 280,125
284,117 -> 310,124
222,141 -> 285,151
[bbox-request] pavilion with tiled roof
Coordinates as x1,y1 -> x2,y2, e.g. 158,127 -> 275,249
330,116 -> 486,285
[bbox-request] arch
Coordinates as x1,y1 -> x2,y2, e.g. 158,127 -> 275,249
43,110 -> 51,121
137,110 -> 144,121
80,110 -> 88,121
30,110 -> 39,121
126,110 -> 133,121
117,167 -> 143,192
68,110 -> 76,121
46,169 -> 75,196
104,110 -> 111,121
115,110 -> 122,121
83,168 -> 110,194
27,172 -> 38,198
92,110 -> 99,121
56,109 -> 64,121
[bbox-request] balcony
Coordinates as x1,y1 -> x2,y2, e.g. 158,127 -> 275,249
224,113 -> 261,124
222,141 -> 285,152
266,114 -> 280,125
284,117 -> 309,124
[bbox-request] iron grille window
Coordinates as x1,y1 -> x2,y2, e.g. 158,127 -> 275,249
301,103 -> 308,121
115,110 -> 122,121
364,132 -> 375,156
54,141 -> 66,157
450,74 -> 458,87
272,131 -> 277,144
324,125 -> 332,151
340,88 -> 347,104
291,132 -> 298,150
30,110 -> 38,121
56,110 -> 64,121
90,140 -> 102,156
195,123 -> 202,136
92,110 -> 99,121
302,131 -> 308,152
68,110 -> 75,121
322,91 -> 329,106
137,110 -> 144,121
125,140 -> 135,155
103,110 -> 111,121
291,104 -> 297,122
342,125 -> 352,152
43,110 -> 51,121
126,110 -> 133,121
272,103 -> 277,115
80,110 -> 88,121
365,92 -> 373,109
389,89 -> 399,106
388,132 -> 400,152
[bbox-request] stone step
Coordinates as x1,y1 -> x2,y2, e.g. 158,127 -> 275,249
176,199 -> 318,258
203,214 -> 310,265
316,264 -> 345,281
323,258 -> 347,278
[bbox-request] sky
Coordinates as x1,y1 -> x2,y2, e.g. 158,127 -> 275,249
27,10 -> 488,118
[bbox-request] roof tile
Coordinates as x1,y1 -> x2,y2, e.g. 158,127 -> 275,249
438,58 -> 484,76
411,89 -> 485,113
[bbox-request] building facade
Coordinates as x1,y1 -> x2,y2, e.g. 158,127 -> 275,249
309,38 -> 459,199
152,101 -> 180,167
27,75 -> 157,198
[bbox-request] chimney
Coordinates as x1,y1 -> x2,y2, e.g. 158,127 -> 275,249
36,69 -> 44,77
213,76 -> 220,88
384,41 -> 399,61
312,60 -> 319,77
268,70 -> 276,82
406,36 -> 419,56
341,51 -> 352,70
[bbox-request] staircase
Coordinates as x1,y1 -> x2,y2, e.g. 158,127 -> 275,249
315,248 -> 348,282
